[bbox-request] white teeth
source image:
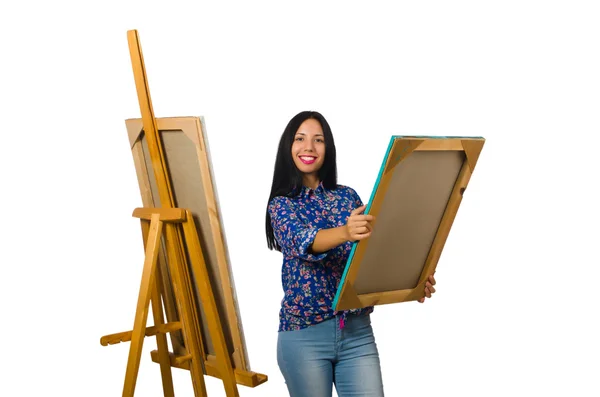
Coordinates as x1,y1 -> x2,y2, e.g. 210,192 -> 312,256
300,156 -> 316,160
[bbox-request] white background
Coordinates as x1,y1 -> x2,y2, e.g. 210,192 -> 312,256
1,1 -> 599,396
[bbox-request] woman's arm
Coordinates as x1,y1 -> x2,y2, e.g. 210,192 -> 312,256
309,226 -> 349,253
268,196 -> 328,261
310,205 -> 375,253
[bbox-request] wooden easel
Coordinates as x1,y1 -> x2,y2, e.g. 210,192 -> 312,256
101,207 -> 238,396
100,29 -> 260,396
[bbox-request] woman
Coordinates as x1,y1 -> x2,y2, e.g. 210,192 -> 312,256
265,110 -> 436,396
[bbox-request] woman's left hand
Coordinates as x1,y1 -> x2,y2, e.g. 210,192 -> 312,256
418,274 -> 436,303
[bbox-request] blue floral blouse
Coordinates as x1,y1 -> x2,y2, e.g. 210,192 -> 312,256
268,183 -> 374,332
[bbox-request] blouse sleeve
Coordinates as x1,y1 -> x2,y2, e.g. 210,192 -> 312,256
268,196 -> 328,262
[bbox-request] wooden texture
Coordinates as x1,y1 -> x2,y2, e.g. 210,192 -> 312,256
183,209 -> 238,395
125,117 -> 251,373
129,127 -> 186,355
126,29 -> 190,361
102,29 -> 265,396
162,220 -> 210,396
102,208 -> 248,396
150,352 -> 269,387
127,29 -> 211,397
122,213 -> 165,396
100,322 -> 182,346
142,220 -> 176,397
132,207 -> 186,222
333,136 -> 485,311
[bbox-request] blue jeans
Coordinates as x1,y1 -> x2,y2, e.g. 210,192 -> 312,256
277,314 -> 385,397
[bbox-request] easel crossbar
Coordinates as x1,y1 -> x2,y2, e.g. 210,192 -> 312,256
101,322 -> 182,346
149,351 -> 269,388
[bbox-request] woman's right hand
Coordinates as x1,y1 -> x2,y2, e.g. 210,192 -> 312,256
345,205 -> 376,242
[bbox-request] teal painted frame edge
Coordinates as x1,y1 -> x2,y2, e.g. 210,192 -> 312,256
331,134 -> 483,311
332,136 -> 394,311
391,135 -> 484,139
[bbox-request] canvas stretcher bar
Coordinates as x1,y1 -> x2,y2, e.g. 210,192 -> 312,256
332,136 -> 485,311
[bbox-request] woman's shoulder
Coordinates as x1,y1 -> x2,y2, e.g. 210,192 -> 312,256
268,193 -> 303,212
268,195 -> 292,208
333,184 -> 359,197
330,184 -> 363,206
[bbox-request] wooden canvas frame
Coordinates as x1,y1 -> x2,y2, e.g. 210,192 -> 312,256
332,136 -> 485,311
125,116 -> 258,379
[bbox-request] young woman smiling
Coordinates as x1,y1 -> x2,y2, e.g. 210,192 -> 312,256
265,110 -> 436,397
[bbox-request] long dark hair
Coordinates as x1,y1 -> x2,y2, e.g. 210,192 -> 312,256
265,110 -> 338,251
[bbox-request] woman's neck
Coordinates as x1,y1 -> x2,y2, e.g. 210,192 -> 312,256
302,174 -> 320,190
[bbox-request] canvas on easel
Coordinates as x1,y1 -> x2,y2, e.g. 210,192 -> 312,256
125,116 -> 260,382
332,136 -> 485,311
100,29 -> 266,397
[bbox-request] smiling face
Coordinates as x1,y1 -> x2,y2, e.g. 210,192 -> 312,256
291,118 -> 326,188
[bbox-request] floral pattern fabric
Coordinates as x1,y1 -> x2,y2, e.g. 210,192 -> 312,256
268,183 -> 374,331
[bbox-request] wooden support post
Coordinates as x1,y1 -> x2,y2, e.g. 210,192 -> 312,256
101,208 -> 213,397
183,210 -> 239,396
141,219 -> 176,397
122,213 -> 163,396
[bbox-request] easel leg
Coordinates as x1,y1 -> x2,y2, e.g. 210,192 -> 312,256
141,220 -> 175,397
164,223 -> 209,397
123,214 -> 163,397
183,210 -> 239,397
